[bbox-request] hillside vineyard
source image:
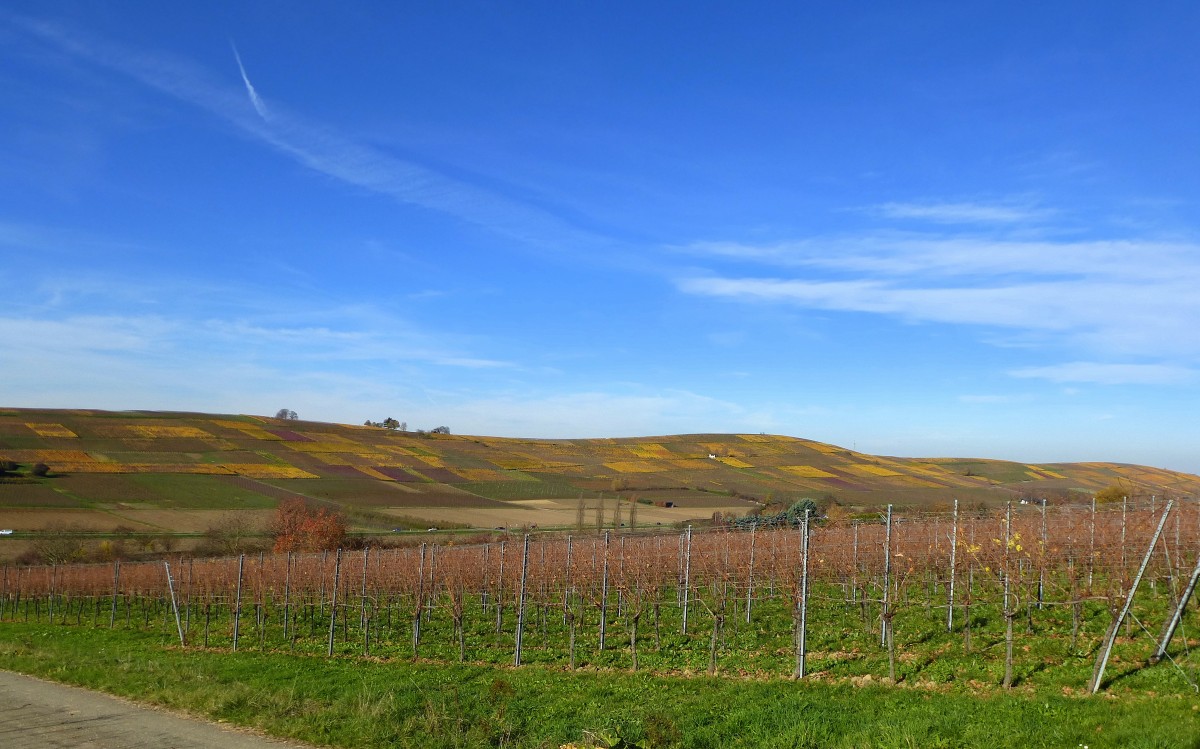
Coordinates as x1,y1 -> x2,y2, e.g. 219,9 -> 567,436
6,497 -> 1198,692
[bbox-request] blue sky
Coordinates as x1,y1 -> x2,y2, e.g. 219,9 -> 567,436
2,3 -> 1199,472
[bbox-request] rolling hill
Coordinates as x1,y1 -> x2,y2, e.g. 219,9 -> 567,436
0,408 -> 1196,552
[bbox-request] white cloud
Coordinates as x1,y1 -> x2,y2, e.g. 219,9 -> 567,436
0,307 -> 514,409
230,41 -> 269,121
678,235 -> 1200,359
957,394 -> 1031,404
1009,362 -> 1195,385
417,389 -> 766,439
875,201 -> 1050,225
8,16 -> 598,254
0,315 -> 174,353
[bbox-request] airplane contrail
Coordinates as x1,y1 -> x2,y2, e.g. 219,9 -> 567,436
230,40 -> 269,120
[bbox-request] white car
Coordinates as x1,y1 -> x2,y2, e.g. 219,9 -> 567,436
0,529 -> 13,535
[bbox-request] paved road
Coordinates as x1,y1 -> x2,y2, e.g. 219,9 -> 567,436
0,671 -> 316,749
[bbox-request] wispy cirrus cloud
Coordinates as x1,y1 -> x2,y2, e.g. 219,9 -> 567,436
678,234 -> 1200,360
873,200 -> 1051,225
1009,362 -> 1195,385
957,394 -> 1033,404
229,40 -> 268,121
423,388 -> 767,439
4,14 -> 600,254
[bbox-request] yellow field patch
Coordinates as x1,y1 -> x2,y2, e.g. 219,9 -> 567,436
716,457 -> 753,469
806,442 -> 846,455
453,468 -> 508,481
225,427 -> 280,439
628,443 -> 673,459
357,466 -> 396,481
604,461 -> 662,473
125,464 -> 235,475
32,450 -> 96,462
211,421 -> 281,440
286,442 -> 369,453
224,464 -> 319,479
779,465 -> 838,479
414,455 -> 445,468
240,428 -> 281,440
887,474 -> 944,488
382,446 -> 420,457
1025,465 -> 1067,479
211,419 -> 253,429
491,457 -> 544,470
50,462 -> 131,473
130,425 -> 214,438
737,434 -> 773,443
26,423 -> 78,438
907,463 -> 956,477
845,464 -> 904,477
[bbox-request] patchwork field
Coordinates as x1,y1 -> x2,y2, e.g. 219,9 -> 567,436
1,408 -> 1197,555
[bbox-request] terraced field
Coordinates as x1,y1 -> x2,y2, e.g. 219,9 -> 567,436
0,407 -> 1197,556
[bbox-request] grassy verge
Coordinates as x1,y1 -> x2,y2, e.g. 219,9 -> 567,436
1,622 -> 1198,748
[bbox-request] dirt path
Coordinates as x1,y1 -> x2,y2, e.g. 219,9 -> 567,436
0,671 -> 316,749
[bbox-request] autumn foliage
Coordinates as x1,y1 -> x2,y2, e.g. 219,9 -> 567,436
270,498 -> 347,553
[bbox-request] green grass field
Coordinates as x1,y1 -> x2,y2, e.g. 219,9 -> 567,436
0,620 -> 1196,748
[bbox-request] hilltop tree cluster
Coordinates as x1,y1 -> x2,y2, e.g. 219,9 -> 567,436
362,419 -> 449,435
364,417 -> 406,430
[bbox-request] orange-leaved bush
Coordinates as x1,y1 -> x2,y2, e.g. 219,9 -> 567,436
271,497 -> 347,553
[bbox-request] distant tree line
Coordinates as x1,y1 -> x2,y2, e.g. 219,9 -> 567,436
363,418 -> 450,435
364,417 -> 406,430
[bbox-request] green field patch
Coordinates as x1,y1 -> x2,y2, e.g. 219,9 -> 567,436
930,460 -> 1042,484
54,474 -> 160,503
0,421 -> 36,436
194,450 -> 268,464
261,477 -> 407,505
0,483 -> 82,507
368,490 -> 513,509
461,474 -> 585,500
0,436 -> 47,449
118,474 -> 278,509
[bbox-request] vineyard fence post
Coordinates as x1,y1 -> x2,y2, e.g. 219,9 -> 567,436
1152,532 -> 1200,664
232,554 -> 244,652
164,561 -> 185,647
1090,498 -> 1174,693
514,534 -> 530,666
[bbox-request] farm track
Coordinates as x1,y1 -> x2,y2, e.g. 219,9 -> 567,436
0,670 -> 314,749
